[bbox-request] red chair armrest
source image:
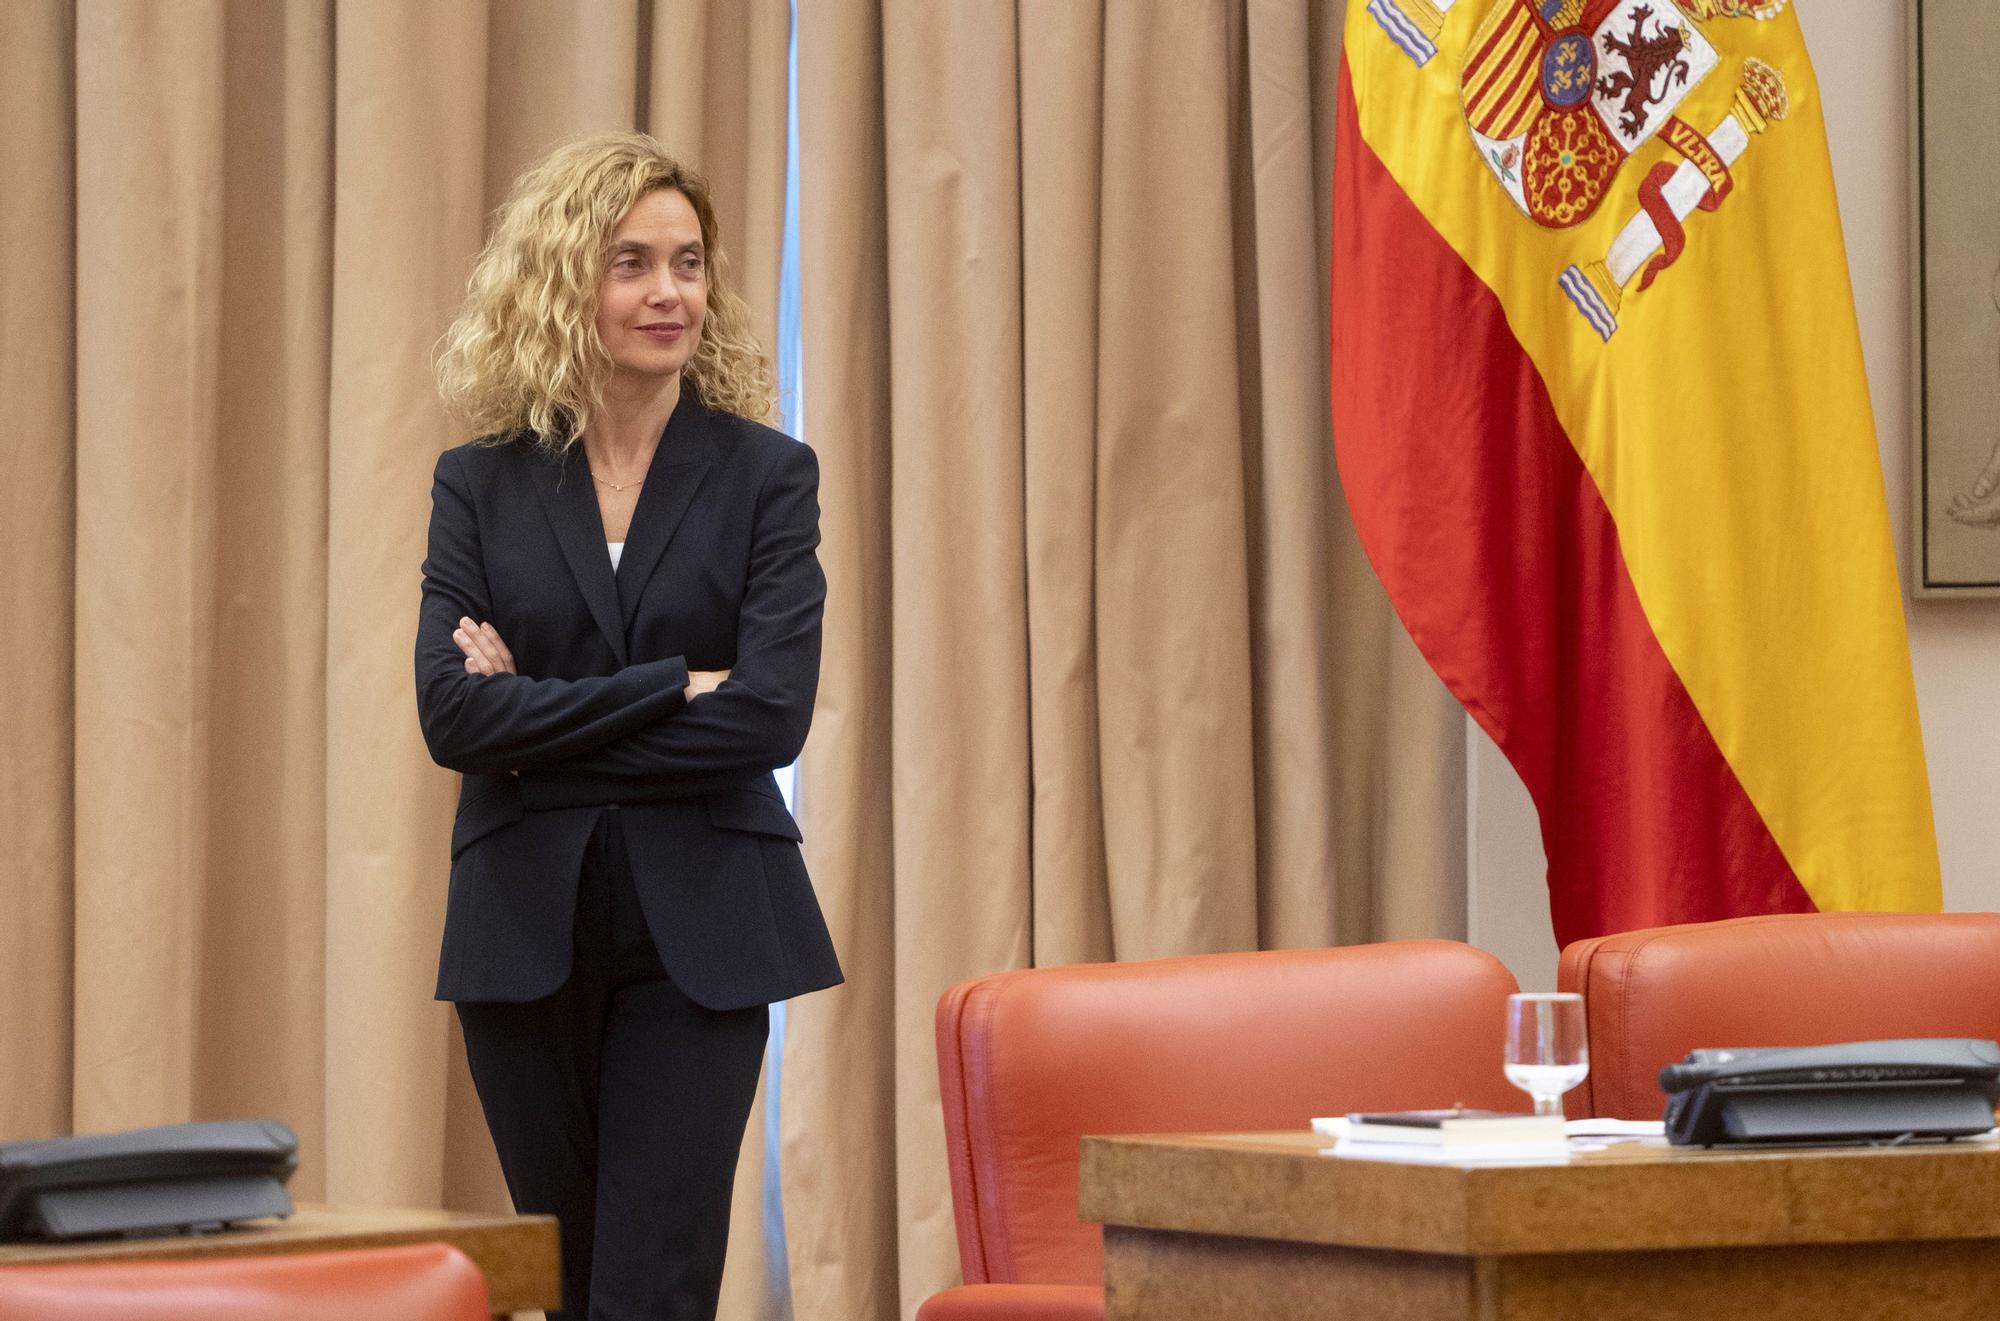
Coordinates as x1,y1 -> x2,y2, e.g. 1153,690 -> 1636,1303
916,1283 -> 1105,1321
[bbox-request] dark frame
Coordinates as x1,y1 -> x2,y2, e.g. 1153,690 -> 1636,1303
1910,0 -> 2000,597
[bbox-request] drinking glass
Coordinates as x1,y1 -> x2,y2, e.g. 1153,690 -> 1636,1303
1505,992 -> 1588,1116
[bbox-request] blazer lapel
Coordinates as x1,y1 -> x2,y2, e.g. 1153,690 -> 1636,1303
530,444 -> 629,666
615,392 -> 717,629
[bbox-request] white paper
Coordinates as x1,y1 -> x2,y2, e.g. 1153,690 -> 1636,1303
1326,1138 -> 1573,1164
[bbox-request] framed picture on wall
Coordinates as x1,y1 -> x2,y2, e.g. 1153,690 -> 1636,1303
1910,0 -> 2000,596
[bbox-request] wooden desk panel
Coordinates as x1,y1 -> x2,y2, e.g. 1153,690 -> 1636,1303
1081,1131 -> 2000,1320
0,1203 -> 559,1317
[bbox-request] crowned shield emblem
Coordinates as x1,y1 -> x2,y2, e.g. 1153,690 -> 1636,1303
1357,0 -> 1794,339
1463,0 -> 1719,228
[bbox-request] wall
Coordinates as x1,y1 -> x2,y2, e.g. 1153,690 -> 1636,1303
1468,0 -> 2000,991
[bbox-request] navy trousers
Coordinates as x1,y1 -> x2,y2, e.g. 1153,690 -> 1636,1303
458,811 -> 769,1321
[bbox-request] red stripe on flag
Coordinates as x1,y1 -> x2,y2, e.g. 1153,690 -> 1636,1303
1331,60 -> 1815,947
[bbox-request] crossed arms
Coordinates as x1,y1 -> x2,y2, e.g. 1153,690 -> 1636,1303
413,441 -> 824,805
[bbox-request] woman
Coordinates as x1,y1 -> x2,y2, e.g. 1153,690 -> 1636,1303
417,132 -> 841,1321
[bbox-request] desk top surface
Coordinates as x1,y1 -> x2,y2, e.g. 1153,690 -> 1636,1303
0,1202 -> 551,1265
1079,1130 -> 2000,1257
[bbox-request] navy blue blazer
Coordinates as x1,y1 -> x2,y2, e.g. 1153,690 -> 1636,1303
415,392 -> 842,1009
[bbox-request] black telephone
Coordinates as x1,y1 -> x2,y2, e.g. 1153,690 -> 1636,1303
1659,1038 -> 2000,1147
0,1120 -> 297,1242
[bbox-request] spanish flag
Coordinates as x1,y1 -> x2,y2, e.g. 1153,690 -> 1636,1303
1333,0 -> 1940,945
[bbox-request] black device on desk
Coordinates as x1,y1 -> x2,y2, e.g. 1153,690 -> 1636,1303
0,1120 -> 297,1242
1660,1038 -> 2000,1147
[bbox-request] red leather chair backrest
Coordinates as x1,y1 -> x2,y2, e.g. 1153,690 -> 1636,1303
935,941 -> 1522,1287
0,1242 -> 490,1321
1559,911 -> 2000,1119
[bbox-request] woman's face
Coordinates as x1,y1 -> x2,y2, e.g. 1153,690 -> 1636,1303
595,188 -> 708,384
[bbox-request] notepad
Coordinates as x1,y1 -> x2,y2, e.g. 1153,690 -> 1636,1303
1318,1108 -> 1568,1147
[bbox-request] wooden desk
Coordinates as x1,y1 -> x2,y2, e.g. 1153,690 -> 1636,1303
1079,1131 -> 2000,1320
0,1202 -> 559,1318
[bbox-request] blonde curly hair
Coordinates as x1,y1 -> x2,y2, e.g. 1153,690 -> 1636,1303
436,132 -> 775,444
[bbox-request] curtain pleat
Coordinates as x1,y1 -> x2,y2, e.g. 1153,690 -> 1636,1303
878,3 -> 1037,1309
1019,0 -> 1112,970
1242,0 -> 1346,948
1093,1 -> 1263,960
788,1 -> 1467,1315
0,0 -> 77,1148
783,0 -> 903,1316
72,0 -> 231,1135
8,4 -> 792,1316
325,0 -> 488,1212
486,0 -> 639,209
196,0 -> 334,1193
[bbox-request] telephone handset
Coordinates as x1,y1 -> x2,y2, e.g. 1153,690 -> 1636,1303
1659,1038 -> 2000,1147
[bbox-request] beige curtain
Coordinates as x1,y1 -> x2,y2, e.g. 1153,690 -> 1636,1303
1,2 -> 791,1317
783,1 -> 1466,1317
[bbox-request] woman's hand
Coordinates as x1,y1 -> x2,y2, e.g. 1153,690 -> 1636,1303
454,617 -> 517,676
685,669 -> 730,702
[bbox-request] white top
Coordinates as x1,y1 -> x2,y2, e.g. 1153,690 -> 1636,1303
608,541 -> 625,571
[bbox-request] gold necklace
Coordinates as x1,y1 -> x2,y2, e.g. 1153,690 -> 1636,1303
593,473 -> 644,493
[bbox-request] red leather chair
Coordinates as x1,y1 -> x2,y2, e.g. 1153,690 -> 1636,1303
0,1242 -> 490,1321
1559,911 -> 2000,1119
920,941 -> 1523,1320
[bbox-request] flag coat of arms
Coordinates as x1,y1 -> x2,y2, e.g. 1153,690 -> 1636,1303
1333,0 -> 1941,945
